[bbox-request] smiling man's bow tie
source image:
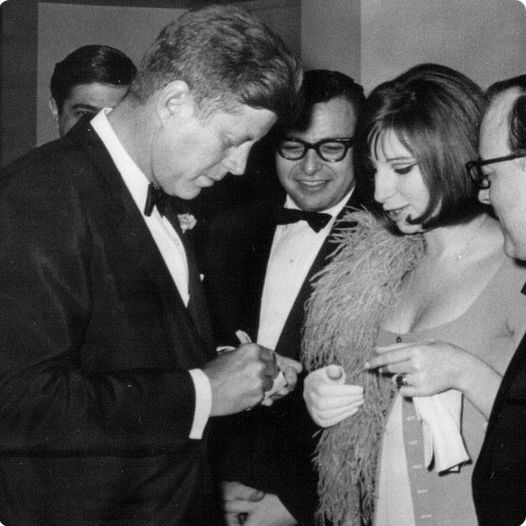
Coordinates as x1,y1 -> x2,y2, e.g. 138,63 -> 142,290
274,208 -> 332,232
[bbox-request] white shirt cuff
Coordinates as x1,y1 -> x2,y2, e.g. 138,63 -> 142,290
188,369 -> 212,439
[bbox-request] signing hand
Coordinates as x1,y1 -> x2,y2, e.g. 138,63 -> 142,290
303,365 -> 364,427
204,343 -> 278,415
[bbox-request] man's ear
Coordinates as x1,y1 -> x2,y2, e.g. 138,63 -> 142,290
155,80 -> 194,122
49,97 -> 59,121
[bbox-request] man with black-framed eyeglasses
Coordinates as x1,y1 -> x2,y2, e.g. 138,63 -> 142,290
203,69 -> 366,525
471,74 -> 526,526
466,150 -> 526,189
276,136 -> 354,164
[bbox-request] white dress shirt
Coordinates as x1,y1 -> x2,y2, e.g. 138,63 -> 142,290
91,109 -> 211,439
257,191 -> 353,350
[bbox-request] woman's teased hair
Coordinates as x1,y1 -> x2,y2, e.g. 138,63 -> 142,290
354,63 -> 486,229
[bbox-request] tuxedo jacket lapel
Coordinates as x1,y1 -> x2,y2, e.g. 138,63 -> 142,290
243,212 -> 276,340
70,122 -> 212,366
274,198 -> 357,357
166,203 -> 215,356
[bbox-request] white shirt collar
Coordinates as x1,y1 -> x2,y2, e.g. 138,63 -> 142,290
90,108 -> 150,216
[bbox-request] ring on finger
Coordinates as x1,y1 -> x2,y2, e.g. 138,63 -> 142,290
394,373 -> 409,389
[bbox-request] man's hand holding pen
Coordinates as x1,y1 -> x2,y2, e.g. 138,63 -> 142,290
204,331 -> 302,415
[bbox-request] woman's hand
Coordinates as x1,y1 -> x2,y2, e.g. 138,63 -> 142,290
365,340 -> 468,397
303,365 -> 364,427
365,340 -> 501,417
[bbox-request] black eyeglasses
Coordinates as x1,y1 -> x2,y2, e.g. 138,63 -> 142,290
466,150 -> 526,189
277,137 -> 354,163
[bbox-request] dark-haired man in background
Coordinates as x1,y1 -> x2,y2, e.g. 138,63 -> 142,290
0,6 -> 302,525
49,44 -> 137,136
204,70 -> 365,525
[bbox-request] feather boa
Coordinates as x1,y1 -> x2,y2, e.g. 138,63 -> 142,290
303,210 -> 425,525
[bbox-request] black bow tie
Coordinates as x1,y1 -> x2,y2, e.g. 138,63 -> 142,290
144,183 -> 169,217
274,208 -> 332,233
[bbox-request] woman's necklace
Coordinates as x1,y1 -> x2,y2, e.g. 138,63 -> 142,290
425,215 -> 489,263
451,215 -> 489,261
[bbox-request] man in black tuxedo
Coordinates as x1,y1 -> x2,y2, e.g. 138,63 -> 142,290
0,6 -> 302,525
470,74 -> 526,525
204,70 -> 366,526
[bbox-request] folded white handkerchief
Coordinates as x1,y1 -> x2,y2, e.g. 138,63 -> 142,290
413,390 -> 470,473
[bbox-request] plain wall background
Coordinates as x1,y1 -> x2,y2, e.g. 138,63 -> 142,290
301,0 -> 360,82
361,0 -> 526,93
300,0 -> 525,94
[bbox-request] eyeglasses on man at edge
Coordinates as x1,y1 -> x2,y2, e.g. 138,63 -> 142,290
466,150 -> 526,189
277,137 -> 354,162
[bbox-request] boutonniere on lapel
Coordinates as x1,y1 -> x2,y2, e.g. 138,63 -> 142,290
177,213 -> 197,233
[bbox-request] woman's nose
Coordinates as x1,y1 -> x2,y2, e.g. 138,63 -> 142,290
373,167 -> 394,204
